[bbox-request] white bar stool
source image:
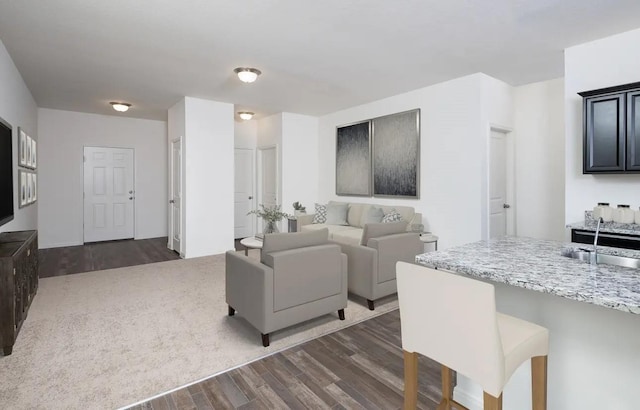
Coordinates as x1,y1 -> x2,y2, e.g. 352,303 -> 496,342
396,262 -> 549,410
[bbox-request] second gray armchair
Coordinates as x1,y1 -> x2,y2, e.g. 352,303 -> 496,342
336,221 -> 423,310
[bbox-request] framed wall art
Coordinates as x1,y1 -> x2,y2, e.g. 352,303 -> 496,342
19,170 -> 28,207
31,138 -> 37,169
26,135 -> 32,168
18,127 -> 27,167
335,120 -> 371,196
372,109 -> 420,198
18,170 -> 37,207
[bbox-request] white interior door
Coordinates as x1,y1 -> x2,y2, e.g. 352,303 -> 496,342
234,148 -> 254,239
489,130 -> 508,238
170,138 -> 182,252
83,147 -> 134,243
258,146 -> 278,231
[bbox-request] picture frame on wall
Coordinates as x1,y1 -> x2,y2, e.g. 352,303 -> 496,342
26,172 -> 33,204
32,173 -> 37,202
31,139 -> 37,169
335,120 -> 372,196
372,109 -> 420,198
18,127 -> 27,167
19,170 -> 28,208
25,135 -> 32,168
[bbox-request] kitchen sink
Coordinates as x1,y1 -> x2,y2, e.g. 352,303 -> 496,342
563,249 -> 640,269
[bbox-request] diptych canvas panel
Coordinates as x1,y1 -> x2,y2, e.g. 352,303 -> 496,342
336,121 -> 371,196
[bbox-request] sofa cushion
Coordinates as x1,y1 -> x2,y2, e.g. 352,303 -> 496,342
382,209 -> 403,223
348,203 -> 368,227
312,203 -> 327,224
261,228 -> 329,266
361,221 -> 408,246
331,229 -> 364,246
362,206 -> 384,225
380,205 -> 414,224
326,202 -> 349,225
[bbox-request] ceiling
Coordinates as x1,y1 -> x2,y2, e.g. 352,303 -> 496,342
1,1 -> 640,121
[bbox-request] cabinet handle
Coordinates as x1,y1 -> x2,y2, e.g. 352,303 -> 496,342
27,249 -> 30,256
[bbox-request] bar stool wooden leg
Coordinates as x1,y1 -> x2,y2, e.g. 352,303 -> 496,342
403,350 -> 418,410
437,365 -> 453,410
483,392 -> 502,410
531,355 -> 547,410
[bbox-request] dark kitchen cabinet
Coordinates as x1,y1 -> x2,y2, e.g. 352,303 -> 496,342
626,90 -> 640,171
579,81 -> 640,174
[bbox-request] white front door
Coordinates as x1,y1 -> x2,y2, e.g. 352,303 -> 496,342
489,130 -> 508,238
258,146 -> 278,231
234,148 -> 254,239
83,147 -> 135,243
170,138 -> 182,253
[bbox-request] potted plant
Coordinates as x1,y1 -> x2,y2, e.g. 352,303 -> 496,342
248,204 -> 291,234
292,201 -> 306,216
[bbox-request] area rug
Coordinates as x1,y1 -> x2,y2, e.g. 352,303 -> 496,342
0,251 -> 398,409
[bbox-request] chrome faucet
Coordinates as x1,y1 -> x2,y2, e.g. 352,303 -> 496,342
591,217 -> 604,265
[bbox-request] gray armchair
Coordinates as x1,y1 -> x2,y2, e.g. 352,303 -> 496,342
335,222 -> 423,310
226,228 -> 347,347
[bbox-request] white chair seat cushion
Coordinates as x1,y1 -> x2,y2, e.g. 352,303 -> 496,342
497,312 -> 549,384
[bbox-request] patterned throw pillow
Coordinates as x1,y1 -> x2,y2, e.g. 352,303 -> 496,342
382,209 -> 403,223
312,203 -> 327,224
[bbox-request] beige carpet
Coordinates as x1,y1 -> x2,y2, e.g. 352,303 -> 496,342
0,250 -> 398,409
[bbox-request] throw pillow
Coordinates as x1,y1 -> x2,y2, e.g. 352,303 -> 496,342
360,221 -> 408,246
382,209 -> 403,223
312,203 -> 327,224
361,206 -> 384,225
325,203 -> 349,225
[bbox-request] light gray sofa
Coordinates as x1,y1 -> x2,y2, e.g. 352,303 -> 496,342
225,228 -> 347,347
297,201 -> 422,246
297,201 -> 423,310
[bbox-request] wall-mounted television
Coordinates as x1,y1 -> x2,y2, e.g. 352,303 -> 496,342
0,118 -> 14,227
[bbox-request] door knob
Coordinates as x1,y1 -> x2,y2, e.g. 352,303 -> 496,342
503,204 -> 511,209
248,196 -> 253,200
169,199 -> 175,204
129,190 -> 134,194
129,197 -> 134,200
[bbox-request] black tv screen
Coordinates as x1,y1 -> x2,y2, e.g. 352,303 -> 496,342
0,119 -> 14,227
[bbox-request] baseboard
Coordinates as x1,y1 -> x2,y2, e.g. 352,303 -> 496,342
39,240 -> 83,249
453,384 -> 482,410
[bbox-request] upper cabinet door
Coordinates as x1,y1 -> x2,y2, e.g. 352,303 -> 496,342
626,91 -> 640,171
584,93 -> 625,173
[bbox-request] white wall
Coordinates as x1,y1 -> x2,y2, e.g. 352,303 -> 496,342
257,113 -> 283,209
0,39 -> 38,234
183,97 -> 234,257
565,28 -> 640,225
281,113 -> 319,215
319,74 -> 493,249
235,120 -> 257,149
37,109 -> 167,248
514,78 -> 565,241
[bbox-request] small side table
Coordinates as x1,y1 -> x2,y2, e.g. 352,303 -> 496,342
420,233 -> 438,252
240,237 -> 263,256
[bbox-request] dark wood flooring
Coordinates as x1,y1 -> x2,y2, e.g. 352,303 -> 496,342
38,237 -> 181,278
128,310 -> 443,410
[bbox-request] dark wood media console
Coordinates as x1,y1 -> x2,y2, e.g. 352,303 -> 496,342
0,230 -> 38,356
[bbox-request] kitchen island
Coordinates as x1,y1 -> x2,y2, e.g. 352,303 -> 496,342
416,237 -> 640,410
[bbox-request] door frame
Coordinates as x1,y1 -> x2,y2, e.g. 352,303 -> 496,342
82,145 -> 136,243
482,124 -> 516,240
168,137 -> 184,257
256,145 -> 279,232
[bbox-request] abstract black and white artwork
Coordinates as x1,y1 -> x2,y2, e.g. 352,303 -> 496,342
372,109 -> 420,198
336,121 -> 371,196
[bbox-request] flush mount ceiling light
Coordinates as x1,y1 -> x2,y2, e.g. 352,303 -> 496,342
234,67 -> 261,83
238,112 -> 254,120
110,102 -> 131,112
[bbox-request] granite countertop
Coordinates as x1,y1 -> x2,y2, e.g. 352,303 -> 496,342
415,237 -> 640,314
566,210 -> 640,236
